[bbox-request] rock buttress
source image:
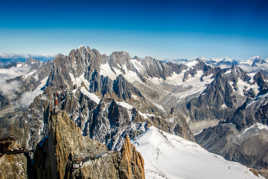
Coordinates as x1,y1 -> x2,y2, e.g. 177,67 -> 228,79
34,111 -> 145,179
119,136 -> 145,179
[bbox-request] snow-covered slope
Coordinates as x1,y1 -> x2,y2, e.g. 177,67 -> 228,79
133,126 -> 264,179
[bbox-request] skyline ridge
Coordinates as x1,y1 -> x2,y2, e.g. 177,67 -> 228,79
1,45 -> 267,61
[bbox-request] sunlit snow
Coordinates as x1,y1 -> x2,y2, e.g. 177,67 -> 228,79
133,126 -> 264,179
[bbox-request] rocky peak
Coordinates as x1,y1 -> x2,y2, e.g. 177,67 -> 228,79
113,75 -> 143,100
140,57 -> 168,79
231,65 -> 250,82
33,111 -> 145,179
111,51 -> 130,60
108,51 -> 131,71
119,135 -> 145,179
205,70 -> 234,108
185,69 -> 235,121
254,71 -> 268,95
182,59 -> 214,81
250,56 -> 266,67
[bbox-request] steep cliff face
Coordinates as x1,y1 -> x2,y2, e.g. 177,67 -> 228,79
119,136 -> 145,179
186,71 -> 234,121
34,111 -> 145,179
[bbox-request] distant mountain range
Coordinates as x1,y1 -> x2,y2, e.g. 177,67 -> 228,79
163,56 -> 267,67
0,54 -> 54,67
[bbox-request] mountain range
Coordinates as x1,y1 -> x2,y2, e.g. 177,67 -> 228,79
0,46 -> 268,179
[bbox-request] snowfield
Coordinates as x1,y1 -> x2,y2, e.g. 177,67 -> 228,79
99,62 -> 142,83
80,87 -> 100,104
133,126 -> 264,179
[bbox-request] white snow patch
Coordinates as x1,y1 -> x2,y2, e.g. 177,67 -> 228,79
153,102 -> 165,112
116,101 -> 156,119
166,117 -> 175,123
69,73 -> 90,88
236,78 -> 258,96
130,59 -> 144,73
133,126 -> 263,179
120,64 -> 142,83
221,104 -> 227,109
23,70 -> 36,79
33,73 -> 39,81
131,95 -> 139,100
185,60 -> 198,68
100,63 -> 142,83
80,87 -> 100,104
138,112 -> 155,119
16,63 -> 23,68
247,93 -> 268,107
99,63 -> 117,80
248,72 -> 256,83
117,101 -> 133,110
224,70 -> 231,75
242,123 -> 268,135
194,129 -> 204,136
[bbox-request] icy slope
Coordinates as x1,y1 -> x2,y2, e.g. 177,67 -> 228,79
133,126 -> 263,179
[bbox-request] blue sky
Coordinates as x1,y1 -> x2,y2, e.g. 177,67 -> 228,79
0,0 -> 268,59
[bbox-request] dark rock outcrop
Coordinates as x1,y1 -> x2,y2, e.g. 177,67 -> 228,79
196,123 -> 268,175
186,70 -> 236,121
0,92 -> 9,109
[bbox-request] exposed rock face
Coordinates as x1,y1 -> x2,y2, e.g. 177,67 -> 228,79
224,96 -> 268,131
34,111 -> 145,179
0,136 -> 29,179
191,67 -> 268,178
0,92 -> 9,109
119,136 -> 145,179
254,71 -> 268,95
113,75 -> 143,100
0,154 -> 28,179
196,99 -> 268,178
186,70 -> 235,121
196,123 -> 268,174
185,65 -> 257,122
